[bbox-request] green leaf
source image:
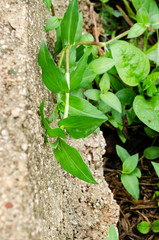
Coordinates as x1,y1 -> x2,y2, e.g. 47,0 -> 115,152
152,162 -> 159,177
53,138 -> 98,184
81,33 -> 94,42
110,40 -> 150,86
122,154 -> 139,174
131,168 -> 142,178
137,221 -> 151,234
70,49 -> 91,91
99,73 -> 110,93
67,95 -> 107,119
109,74 -> 124,92
105,224 -> 118,240
133,95 -> 159,132
100,0 -> 109,3
43,0 -> 51,11
45,16 -> 60,31
132,0 -> 159,24
54,26 -> 62,56
147,84 -> 157,97
58,116 -> 106,139
127,23 -> 146,38
38,40 -> 68,93
121,174 -> 140,200
88,57 -> 115,74
116,89 -> 136,106
142,72 -> 159,91
75,12 -> 83,42
100,92 -> 122,113
84,89 -> 101,101
39,101 -> 66,139
136,7 -> 149,24
152,220 -> 159,233
79,69 -> 96,88
116,145 -> 130,163
144,127 -> 158,138
61,0 -> 79,46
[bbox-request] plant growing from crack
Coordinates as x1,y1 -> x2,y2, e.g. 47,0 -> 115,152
39,0 -> 159,198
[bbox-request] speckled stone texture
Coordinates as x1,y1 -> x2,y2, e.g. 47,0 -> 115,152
0,0 -> 119,239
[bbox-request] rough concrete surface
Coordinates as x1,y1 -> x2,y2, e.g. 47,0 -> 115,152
0,0 -> 119,239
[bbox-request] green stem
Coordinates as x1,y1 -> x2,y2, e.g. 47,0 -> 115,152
63,46 -> 70,119
105,30 -> 130,45
75,41 -> 106,47
143,30 -> 148,52
58,49 -> 65,68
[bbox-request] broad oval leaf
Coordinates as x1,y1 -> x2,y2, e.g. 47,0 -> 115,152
116,145 -> 130,163
88,57 -> 115,74
152,220 -> 159,233
122,154 -> 139,174
127,23 -> 146,38
137,221 -> 151,234
39,101 -> 66,139
121,174 -> 140,200
151,162 -> 159,177
110,40 -> 150,86
100,92 -> 122,113
61,0 -> 79,46
58,116 -> 106,139
144,146 -> 159,159
53,138 -> 98,184
45,16 -> 60,31
38,40 -> 68,93
65,95 -> 107,120
133,95 -> 159,132
84,89 -> 101,101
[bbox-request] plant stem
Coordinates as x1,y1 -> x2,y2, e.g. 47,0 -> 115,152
105,30 -> 130,45
143,30 -> 148,52
51,3 -> 55,16
75,41 -> 106,47
63,46 -> 70,120
58,49 -> 65,68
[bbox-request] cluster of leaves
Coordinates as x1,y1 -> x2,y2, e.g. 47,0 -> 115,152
137,219 -> 159,235
39,0 -> 159,204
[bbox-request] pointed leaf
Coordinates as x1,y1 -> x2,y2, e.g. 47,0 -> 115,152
54,26 -> 62,56
106,224 -> 118,240
100,92 -> 122,113
121,174 -> 140,200
53,138 -> 98,184
70,49 -> 91,91
39,101 -> 66,139
38,40 -> 68,93
43,0 -> 51,11
88,57 -> 115,74
58,116 -> 106,139
61,0 -> 79,46
45,16 -> 60,31
84,89 -> 101,101
152,162 -> 159,177
136,7 -> 149,24
99,73 -> 110,93
116,145 -> 130,163
66,95 -> 107,119
127,23 -> 146,39
142,72 -> 159,91
79,69 -> 96,88
75,12 -> 83,42
122,154 -> 139,174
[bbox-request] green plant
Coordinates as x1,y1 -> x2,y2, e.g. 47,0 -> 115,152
137,220 -> 159,234
39,0 -> 159,188
116,145 -> 141,200
105,224 -> 118,240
